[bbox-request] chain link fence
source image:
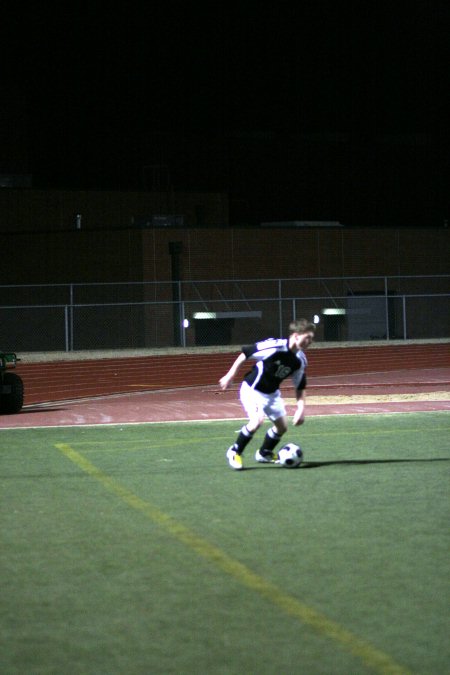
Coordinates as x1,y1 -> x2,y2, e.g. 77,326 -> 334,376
0,277 -> 448,351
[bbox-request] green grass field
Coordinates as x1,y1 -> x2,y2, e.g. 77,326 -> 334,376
1,412 -> 449,674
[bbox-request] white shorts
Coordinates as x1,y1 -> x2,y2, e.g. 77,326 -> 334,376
239,381 -> 287,422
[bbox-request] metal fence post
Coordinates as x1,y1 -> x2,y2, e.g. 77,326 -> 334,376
169,242 -> 183,347
384,277 -> 390,340
402,295 -> 407,339
181,300 -> 187,348
64,305 -> 70,352
69,284 -> 74,351
278,279 -> 283,337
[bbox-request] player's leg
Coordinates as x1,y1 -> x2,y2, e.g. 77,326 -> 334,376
255,420 -> 287,462
255,394 -> 288,463
226,383 -> 264,470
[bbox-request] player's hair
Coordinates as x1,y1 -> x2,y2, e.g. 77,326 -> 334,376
288,319 -> 316,335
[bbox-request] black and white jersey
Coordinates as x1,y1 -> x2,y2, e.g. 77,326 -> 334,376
241,338 -> 308,394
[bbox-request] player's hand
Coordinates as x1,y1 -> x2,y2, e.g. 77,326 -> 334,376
219,376 -> 231,390
292,407 -> 305,426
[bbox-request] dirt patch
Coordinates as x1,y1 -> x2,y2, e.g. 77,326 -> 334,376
287,391 -> 450,405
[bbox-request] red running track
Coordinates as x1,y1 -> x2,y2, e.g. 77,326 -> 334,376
12,342 -> 450,406
1,367 -> 449,429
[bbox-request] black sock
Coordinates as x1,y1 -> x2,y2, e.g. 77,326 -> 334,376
259,428 -> 281,457
233,425 -> 254,455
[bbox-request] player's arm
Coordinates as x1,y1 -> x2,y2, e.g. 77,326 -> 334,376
292,389 -> 305,426
292,373 -> 307,425
219,351 -> 247,390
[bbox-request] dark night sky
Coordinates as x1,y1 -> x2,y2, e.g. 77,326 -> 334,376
1,2 -> 449,226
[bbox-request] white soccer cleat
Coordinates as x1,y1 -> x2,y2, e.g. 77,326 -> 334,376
226,446 -> 243,470
255,449 -> 277,463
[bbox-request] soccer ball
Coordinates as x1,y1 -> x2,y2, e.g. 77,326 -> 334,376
277,442 -> 303,468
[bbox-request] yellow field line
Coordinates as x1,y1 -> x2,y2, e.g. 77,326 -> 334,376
55,442 -> 412,675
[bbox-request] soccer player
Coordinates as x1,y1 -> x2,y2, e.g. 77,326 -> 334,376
219,319 -> 315,470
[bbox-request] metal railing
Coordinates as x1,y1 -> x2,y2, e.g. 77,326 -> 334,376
0,276 -> 448,351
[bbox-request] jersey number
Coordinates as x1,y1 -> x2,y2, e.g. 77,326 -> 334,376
275,365 -> 291,379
